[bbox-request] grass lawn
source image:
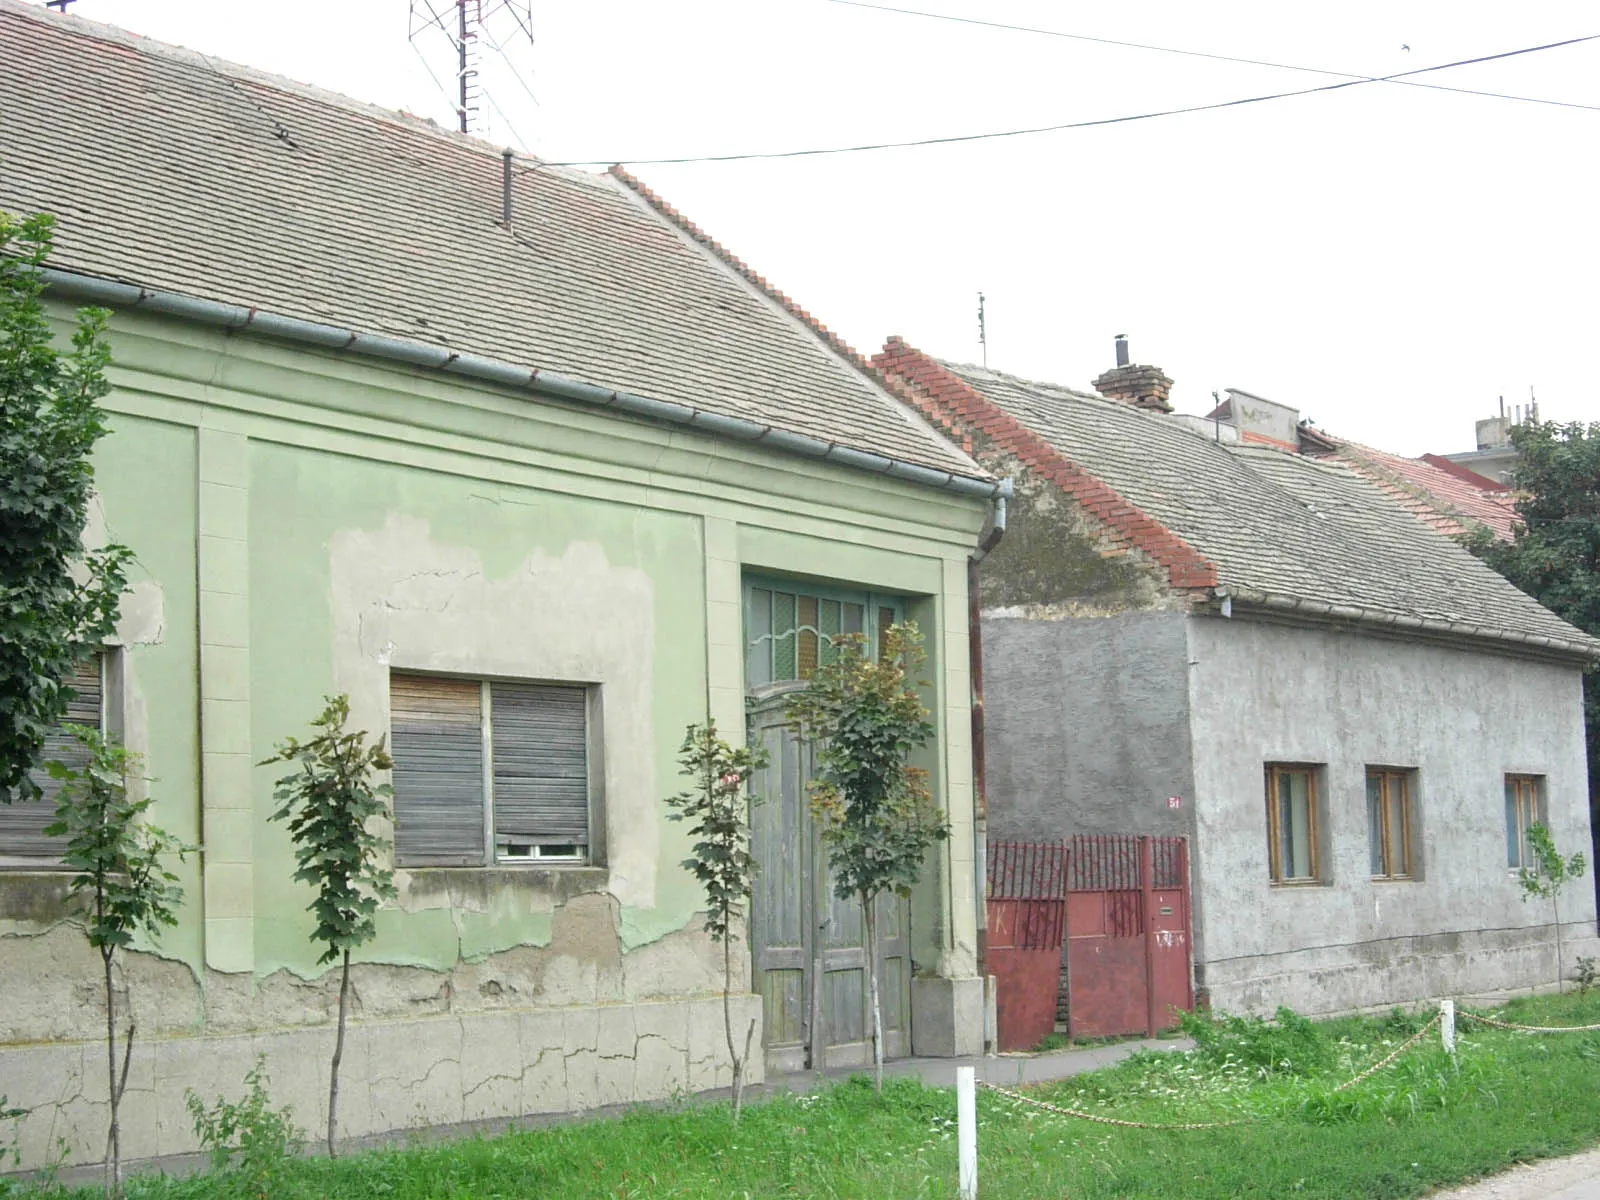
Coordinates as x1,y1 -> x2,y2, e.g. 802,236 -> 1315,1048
12,990 -> 1600,1199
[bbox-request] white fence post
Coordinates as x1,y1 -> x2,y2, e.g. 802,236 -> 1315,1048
1441,999 -> 1455,1053
957,1065 -> 977,1200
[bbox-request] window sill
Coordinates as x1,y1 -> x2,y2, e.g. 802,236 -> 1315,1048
1269,878 -> 1329,889
397,864 -> 608,905
0,869 -> 81,923
1371,875 -> 1419,884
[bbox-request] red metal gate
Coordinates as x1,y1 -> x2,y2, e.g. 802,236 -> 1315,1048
1065,834 -> 1193,1040
984,841 -> 1068,1052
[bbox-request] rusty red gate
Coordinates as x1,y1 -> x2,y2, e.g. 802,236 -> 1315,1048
984,841 -> 1069,1052
1064,834 -> 1193,1039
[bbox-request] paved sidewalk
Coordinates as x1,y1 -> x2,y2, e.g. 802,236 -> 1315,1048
1429,1149 -> 1600,1200
764,1034 -> 1191,1095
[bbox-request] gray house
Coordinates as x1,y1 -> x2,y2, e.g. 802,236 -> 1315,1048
877,336 -> 1600,1017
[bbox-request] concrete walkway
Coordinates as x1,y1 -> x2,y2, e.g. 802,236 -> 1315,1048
764,1034 -> 1192,1095
1428,1149 -> 1600,1200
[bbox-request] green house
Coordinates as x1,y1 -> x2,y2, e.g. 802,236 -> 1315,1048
0,1 -> 1005,1169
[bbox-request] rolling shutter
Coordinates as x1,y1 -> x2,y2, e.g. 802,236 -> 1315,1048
1,655 -> 102,862
390,674 -> 486,866
490,682 -> 589,849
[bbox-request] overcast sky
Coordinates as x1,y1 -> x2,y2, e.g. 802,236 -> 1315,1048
34,0 -> 1600,455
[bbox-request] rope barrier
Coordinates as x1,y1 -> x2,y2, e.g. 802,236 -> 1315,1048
974,1000 -> 1595,1133
977,1080 -> 1252,1130
1331,1011 -> 1442,1092
1457,1011 -> 1600,1034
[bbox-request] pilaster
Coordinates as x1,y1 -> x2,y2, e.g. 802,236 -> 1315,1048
197,427 -> 253,974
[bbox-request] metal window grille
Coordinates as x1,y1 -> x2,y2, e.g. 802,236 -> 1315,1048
744,582 -> 895,686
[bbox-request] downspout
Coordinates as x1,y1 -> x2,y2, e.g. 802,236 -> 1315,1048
968,492 -> 1007,1050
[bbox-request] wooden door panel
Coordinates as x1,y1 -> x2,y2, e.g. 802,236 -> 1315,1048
748,694 -> 914,1072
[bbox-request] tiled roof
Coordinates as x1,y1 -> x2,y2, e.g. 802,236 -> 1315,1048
0,1 -> 983,484
878,342 -> 1597,659
1323,438 -> 1519,542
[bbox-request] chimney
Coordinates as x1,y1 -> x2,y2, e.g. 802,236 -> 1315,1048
1093,335 -> 1173,413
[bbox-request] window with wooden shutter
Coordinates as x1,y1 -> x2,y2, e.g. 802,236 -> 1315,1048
0,654 -> 103,866
492,683 -> 588,861
389,672 -> 593,867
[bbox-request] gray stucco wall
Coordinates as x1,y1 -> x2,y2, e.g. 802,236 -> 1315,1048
983,611 -> 1197,844
1186,614 -> 1600,1016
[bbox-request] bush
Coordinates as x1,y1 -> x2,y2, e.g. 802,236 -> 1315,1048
185,1056 -> 305,1199
1179,1005 -> 1333,1076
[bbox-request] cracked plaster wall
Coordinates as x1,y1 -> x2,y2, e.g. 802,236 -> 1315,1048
329,514 -> 658,912
0,892 -> 761,1171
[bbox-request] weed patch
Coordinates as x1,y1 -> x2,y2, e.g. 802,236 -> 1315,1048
10,991 -> 1600,1200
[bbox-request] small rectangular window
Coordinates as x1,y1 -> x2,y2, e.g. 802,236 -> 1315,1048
390,673 -> 593,868
1505,775 -> 1542,871
0,655 -> 104,866
1265,764 -> 1321,884
1366,768 -> 1413,880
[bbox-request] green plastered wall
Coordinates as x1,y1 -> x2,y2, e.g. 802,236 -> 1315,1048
7,300 -> 990,998
90,414 -> 204,971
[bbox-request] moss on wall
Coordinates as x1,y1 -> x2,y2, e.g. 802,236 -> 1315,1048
973,444 -> 1171,614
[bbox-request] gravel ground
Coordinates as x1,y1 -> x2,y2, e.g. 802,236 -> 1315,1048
1430,1148 -> 1600,1200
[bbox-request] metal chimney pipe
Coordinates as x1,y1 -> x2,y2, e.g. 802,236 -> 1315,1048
1114,334 -> 1129,367
501,148 -> 513,225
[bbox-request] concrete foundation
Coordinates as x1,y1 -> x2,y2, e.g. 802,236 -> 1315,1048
909,976 -> 985,1058
1,991 -> 761,1171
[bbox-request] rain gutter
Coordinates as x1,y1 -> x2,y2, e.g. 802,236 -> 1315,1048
40,268 -> 1013,503
1212,585 -> 1600,663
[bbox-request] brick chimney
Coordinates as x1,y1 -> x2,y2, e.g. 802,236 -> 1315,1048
1093,335 -> 1173,413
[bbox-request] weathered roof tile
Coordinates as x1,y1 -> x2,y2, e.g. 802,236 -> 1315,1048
0,1 -> 984,484
879,343 -> 1596,658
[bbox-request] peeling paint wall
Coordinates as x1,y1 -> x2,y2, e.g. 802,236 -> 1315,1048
1187,615 -> 1600,1015
0,307 -> 990,1171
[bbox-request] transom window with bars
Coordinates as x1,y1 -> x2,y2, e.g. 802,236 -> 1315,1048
1265,763 -> 1322,885
1504,774 -> 1543,871
389,673 -> 595,867
0,655 -> 104,867
744,579 -> 904,688
1366,768 -> 1414,880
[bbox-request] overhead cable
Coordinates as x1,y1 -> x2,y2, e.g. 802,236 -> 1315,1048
828,0 -> 1600,113
522,33 -> 1599,169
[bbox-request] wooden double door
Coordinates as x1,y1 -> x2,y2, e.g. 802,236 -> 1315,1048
747,692 -> 911,1073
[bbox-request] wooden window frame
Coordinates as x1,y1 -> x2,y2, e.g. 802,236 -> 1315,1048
1366,768 -> 1414,881
390,672 -> 599,870
1505,774 -> 1542,872
1265,763 -> 1322,886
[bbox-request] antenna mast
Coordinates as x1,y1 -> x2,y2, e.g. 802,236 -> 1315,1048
409,0 -> 536,139
456,0 -> 479,134
977,292 -> 987,368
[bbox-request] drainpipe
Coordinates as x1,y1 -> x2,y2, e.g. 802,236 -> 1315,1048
969,492 -> 1006,1046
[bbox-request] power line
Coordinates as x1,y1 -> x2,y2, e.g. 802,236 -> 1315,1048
827,0 -> 1600,114
524,33 -> 1599,170
482,25 -> 541,109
